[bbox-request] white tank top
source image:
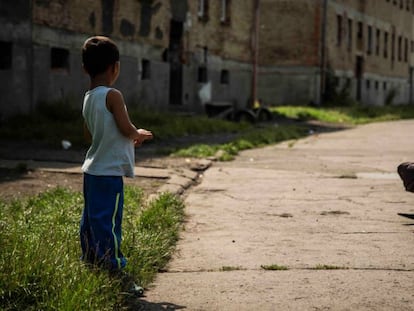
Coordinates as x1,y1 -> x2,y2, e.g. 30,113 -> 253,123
82,86 -> 135,177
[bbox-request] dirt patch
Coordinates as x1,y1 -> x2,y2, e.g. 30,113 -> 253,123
0,167 -> 167,202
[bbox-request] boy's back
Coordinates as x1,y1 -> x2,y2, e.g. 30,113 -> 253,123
82,85 -> 135,177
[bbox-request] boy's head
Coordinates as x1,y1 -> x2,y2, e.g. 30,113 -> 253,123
82,36 -> 119,77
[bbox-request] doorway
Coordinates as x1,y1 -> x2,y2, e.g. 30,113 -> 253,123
168,20 -> 184,106
355,56 -> 364,101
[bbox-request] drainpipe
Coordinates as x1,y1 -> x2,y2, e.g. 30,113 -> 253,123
410,66 -> 413,105
251,0 -> 260,109
29,0 -> 34,113
319,0 -> 328,106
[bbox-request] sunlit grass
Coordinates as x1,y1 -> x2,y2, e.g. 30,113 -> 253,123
272,105 -> 414,125
0,187 -> 184,310
173,125 -> 308,160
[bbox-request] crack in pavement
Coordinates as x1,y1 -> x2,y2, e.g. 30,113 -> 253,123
163,267 -> 414,274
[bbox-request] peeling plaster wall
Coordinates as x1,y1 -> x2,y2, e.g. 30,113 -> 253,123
0,1 -> 32,118
28,0 -> 171,114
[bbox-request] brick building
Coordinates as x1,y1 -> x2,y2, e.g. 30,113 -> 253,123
0,0 -> 413,119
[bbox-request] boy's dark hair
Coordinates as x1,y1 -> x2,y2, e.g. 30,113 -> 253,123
82,36 -> 119,77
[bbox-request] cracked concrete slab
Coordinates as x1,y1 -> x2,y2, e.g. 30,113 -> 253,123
143,120 -> 414,310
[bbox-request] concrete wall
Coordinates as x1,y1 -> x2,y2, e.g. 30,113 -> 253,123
0,1 -> 32,118
3,0 -> 414,119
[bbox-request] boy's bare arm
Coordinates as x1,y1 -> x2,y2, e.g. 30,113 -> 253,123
106,89 -> 153,143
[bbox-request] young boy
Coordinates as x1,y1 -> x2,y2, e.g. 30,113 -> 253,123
80,36 -> 153,295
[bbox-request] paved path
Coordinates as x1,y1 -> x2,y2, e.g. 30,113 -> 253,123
143,120 -> 414,310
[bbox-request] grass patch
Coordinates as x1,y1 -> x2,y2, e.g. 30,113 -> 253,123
0,186 -> 184,310
0,100 -> 246,149
260,264 -> 289,271
220,266 -> 245,272
128,109 -> 246,141
272,104 -> 414,125
3,100 -> 414,159
173,125 -> 307,160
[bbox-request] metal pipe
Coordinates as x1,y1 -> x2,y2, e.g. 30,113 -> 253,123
251,0 -> 260,108
410,66 -> 413,105
319,0 -> 328,105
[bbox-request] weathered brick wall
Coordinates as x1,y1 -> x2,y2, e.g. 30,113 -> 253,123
328,0 -> 414,79
33,0 -> 170,49
259,0 -> 320,67
186,0 -> 254,63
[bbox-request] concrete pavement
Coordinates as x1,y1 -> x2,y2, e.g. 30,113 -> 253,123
143,120 -> 414,310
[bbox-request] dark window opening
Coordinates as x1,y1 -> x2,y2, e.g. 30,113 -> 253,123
357,21 -> 364,50
220,69 -> 229,84
198,66 -> 208,83
51,47 -> 69,70
375,28 -> 380,55
221,0 -> 231,25
404,37 -> 409,62
367,25 -> 372,54
141,59 -> 151,80
357,22 -> 363,39
384,32 -> 388,58
0,41 -> 12,70
198,0 -> 209,22
337,15 -> 343,46
347,18 -> 353,51
398,36 -> 402,61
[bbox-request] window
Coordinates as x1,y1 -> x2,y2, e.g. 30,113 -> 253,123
366,79 -> 371,90
51,47 -> 69,71
337,15 -> 343,46
220,0 -> 231,25
220,69 -> 229,84
198,66 -> 207,83
391,34 -> 395,61
367,25 -> 372,54
404,37 -> 409,62
347,18 -> 353,51
357,21 -> 364,50
198,0 -> 209,21
0,41 -> 12,70
384,32 -> 388,58
383,81 -> 387,90
376,28 -> 381,55
141,59 -> 151,80
398,35 -> 402,61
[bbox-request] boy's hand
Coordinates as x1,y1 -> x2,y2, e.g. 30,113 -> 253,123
134,129 -> 153,146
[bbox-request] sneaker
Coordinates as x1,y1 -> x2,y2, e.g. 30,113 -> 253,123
124,281 -> 144,297
111,270 -> 144,297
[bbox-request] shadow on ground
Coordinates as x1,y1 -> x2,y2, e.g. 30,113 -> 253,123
120,296 -> 186,310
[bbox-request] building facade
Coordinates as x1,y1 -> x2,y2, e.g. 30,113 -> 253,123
257,0 -> 414,106
0,0 -> 414,119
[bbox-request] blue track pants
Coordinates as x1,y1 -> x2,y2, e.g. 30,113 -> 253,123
80,173 -> 127,270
